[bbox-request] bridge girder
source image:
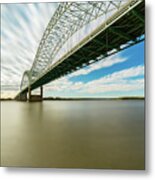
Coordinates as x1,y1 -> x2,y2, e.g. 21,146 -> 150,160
29,1 -> 129,80
17,0 -> 144,98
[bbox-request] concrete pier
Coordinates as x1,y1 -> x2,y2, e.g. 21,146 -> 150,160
15,92 -> 27,101
15,86 -> 43,102
28,86 -> 43,102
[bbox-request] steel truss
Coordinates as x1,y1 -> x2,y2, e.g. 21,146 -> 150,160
20,0 -> 144,93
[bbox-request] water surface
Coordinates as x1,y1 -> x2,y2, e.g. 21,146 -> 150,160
1,100 -> 145,169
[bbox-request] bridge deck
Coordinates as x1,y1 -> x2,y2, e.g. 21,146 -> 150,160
19,0 -> 144,94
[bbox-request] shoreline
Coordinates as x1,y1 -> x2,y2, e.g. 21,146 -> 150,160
0,97 -> 145,101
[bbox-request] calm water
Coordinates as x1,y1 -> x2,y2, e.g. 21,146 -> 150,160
1,100 -> 145,169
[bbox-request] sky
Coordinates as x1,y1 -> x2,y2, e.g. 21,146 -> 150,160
1,3 -> 145,98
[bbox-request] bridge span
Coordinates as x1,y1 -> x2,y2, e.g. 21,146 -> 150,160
15,0 -> 145,101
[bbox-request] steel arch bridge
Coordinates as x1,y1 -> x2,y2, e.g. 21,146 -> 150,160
15,0 -> 145,101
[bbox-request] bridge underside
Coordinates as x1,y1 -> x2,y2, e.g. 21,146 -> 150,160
16,1 -> 144,99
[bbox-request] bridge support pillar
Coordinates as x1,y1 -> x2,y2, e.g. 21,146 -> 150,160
28,86 -> 31,101
19,92 -> 27,101
40,86 -> 43,97
28,86 -> 43,102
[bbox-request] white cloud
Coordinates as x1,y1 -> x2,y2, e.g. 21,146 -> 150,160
85,65 -> 144,87
44,65 -> 144,96
1,3 -> 57,89
68,55 -> 127,78
1,3 -> 144,98
84,79 -> 144,94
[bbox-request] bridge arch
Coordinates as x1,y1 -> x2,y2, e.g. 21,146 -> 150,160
29,1 -> 128,81
20,70 -> 31,92
15,0 -> 144,100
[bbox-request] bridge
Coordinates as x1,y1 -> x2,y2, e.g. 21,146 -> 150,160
15,0 -> 145,101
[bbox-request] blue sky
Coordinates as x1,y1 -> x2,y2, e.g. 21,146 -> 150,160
1,3 -> 144,98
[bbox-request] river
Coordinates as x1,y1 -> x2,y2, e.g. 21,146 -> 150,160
1,100 -> 145,169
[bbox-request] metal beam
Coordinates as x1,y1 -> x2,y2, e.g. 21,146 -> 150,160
132,9 -> 144,24
109,27 -> 134,41
17,0 -> 145,97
